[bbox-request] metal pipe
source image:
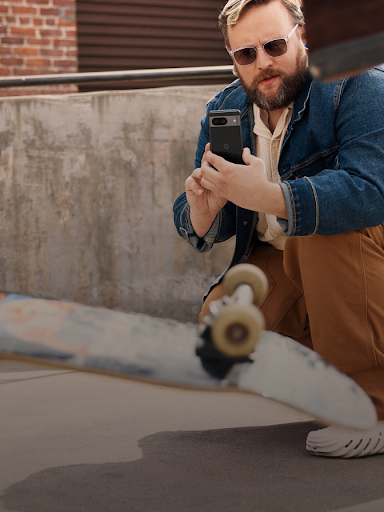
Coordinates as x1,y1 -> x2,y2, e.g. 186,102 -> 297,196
0,65 -> 233,89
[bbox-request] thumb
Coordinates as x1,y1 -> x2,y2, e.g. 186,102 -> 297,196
242,147 -> 254,165
242,148 -> 265,171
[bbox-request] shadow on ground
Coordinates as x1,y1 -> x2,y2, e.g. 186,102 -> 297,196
2,421 -> 384,512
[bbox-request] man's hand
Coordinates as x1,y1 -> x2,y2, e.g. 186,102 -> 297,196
185,143 -> 227,238
200,147 -> 288,219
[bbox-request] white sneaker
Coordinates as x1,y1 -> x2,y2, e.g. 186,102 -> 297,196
306,421 -> 384,458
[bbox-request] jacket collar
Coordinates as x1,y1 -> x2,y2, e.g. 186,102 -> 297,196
291,71 -> 313,125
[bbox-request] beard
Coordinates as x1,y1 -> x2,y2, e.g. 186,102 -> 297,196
237,51 -> 308,111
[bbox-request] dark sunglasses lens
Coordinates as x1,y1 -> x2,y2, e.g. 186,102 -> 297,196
234,47 -> 257,66
264,38 -> 287,57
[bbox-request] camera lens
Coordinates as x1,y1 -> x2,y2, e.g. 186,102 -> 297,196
212,117 -> 227,125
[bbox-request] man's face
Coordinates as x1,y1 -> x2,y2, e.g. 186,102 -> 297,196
227,1 -> 308,110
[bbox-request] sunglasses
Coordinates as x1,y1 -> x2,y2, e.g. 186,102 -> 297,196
228,24 -> 299,66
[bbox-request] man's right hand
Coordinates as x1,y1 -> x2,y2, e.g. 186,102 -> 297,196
185,143 -> 227,238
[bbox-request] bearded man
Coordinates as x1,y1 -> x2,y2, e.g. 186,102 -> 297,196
173,0 -> 384,457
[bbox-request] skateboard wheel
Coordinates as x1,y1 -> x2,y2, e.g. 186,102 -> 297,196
211,304 -> 265,358
222,264 -> 269,306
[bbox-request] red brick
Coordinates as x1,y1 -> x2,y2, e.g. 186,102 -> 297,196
40,8 -> 60,16
0,6 -> 9,14
0,90 -> 27,97
2,37 -> 24,45
12,6 -> 37,15
40,48 -> 64,57
53,38 -> 76,47
11,27 -> 36,36
46,19 -> 57,26
27,0 -> 49,4
6,16 -> 17,23
41,48 -> 63,56
0,91 -> 27,97
65,50 -> 77,57
65,30 -> 76,37
65,9 -> 75,17
14,47 -> 39,56
40,29 -> 62,37
0,47 -> 12,55
13,68 -> 41,76
0,68 -> 11,76
26,58 -> 51,67
53,0 -> 75,5
0,26 -> 6,35
20,17 -> 31,24
42,69 -> 61,74
58,19 -> 76,27
53,59 -> 76,67
33,18 -> 43,26
1,57 -> 24,66
27,38 -> 51,46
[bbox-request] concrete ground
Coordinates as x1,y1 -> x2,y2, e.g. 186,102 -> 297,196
1,360 -> 384,512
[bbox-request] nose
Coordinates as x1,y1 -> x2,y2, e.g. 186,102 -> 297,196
256,47 -> 274,69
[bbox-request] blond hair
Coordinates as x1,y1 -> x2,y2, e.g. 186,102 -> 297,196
219,0 -> 304,47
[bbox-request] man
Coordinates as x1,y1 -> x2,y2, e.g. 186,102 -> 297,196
173,0 -> 384,457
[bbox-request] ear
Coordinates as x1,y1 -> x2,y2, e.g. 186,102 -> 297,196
300,25 -> 308,49
226,44 -> 237,75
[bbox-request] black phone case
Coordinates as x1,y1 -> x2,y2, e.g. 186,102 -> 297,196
209,110 -> 244,165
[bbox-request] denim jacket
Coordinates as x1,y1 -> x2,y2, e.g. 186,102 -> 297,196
173,67 -> 384,291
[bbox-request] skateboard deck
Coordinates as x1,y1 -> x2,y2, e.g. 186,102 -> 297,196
0,291 -> 377,430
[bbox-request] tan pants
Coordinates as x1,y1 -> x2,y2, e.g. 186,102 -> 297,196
200,226 -> 384,420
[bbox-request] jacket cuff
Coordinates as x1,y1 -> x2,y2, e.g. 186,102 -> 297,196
278,178 -> 318,237
178,204 -> 221,253
277,182 -> 295,237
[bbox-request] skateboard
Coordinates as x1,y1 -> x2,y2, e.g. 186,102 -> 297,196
0,264 -> 377,431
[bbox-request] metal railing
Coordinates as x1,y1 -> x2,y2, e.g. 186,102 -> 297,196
0,65 -> 234,88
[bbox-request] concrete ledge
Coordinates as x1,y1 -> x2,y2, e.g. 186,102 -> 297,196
0,85 -> 235,322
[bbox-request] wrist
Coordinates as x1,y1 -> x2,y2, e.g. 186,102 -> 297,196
189,207 -> 219,238
261,183 -> 288,219
190,206 -> 220,222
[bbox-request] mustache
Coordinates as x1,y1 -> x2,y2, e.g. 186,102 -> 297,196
256,70 -> 281,83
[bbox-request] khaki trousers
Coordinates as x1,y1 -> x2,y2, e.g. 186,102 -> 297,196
199,226 -> 384,420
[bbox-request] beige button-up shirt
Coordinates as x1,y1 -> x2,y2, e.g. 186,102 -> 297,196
253,102 -> 293,250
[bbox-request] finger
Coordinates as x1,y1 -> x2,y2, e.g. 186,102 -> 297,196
191,167 -> 203,179
205,150 -> 227,171
241,147 -> 254,165
200,174 -> 214,191
242,148 -> 265,172
200,162 -> 222,189
201,158 -> 218,177
185,175 -> 204,196
201,143 -> 211,164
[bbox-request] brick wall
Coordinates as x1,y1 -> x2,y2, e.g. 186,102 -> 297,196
0,0 -> 78,97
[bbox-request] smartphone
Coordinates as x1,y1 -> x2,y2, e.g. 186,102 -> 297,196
208,109 -> 244,165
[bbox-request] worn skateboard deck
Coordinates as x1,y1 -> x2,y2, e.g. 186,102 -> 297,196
0,292 -> 377,430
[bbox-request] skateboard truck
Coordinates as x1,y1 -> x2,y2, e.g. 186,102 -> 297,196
196,264 -> 268,380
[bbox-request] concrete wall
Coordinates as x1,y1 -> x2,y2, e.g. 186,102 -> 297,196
0,85 -> 235,322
